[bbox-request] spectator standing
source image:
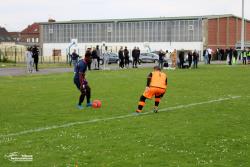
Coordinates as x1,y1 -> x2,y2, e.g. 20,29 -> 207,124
193,50 -> 199,69
124,46 -> 130,68
136,47 -> 141,66
132,47 -> 137,68
32,45 -> 39,71
26,47 -> 34,73
207,48 -> 212,64
91,47 -> 98,69
85,48 -> 92,70
228,48 -> 233,65
242,49 -> 247,65
158,49 -> 165,69
178,49 -> 185,69
203,49 -> 207,64
187,51 -> 193,68
247,50 -> 250,64
233,48 -> 238,64
71,49 -> 79,72
96,45 -> 101,69
171,49 -> 177,68
220,48 -> 224,60
118,47 -> 124,69
102,46 -> 108,70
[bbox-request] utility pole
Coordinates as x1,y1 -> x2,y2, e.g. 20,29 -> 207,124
241,0 -> 245,50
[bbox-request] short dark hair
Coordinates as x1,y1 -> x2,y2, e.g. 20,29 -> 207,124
153,66 -> 161,71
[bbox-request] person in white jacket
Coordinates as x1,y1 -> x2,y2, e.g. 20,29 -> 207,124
26,47 -> 34,73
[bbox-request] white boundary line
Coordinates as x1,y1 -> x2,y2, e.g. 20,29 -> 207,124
0,96 -> 241,138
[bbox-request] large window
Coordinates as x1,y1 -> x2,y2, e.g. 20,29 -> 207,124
42,19 -> 202,43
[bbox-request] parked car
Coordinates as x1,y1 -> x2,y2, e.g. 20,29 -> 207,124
139,53 -> 159,63
100,52 -> 133,65
99,52 -> 119,65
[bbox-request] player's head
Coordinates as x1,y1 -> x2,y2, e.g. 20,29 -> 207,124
153,66 -> 161,71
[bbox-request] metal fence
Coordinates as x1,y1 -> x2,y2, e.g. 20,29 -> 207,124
0,46 -> 25,63
0,45 -> 67,64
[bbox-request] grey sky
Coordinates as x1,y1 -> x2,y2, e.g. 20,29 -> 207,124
1,0 -> 249,31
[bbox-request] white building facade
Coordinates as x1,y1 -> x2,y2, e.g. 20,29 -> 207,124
39,16 -> 204,61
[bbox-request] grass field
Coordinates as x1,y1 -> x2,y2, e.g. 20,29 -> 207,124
0,65 -> 250,167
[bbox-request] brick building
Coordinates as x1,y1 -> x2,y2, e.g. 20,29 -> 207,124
205,14 -> 250,51
20,23 -> 40,45
9,32 -> 21,42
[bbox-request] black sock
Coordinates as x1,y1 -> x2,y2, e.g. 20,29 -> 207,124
86,86 -> 91,103
79,94 -> 85,105
155,102 -> 159,107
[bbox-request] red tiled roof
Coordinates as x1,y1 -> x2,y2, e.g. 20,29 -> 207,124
21,23 -> 39,34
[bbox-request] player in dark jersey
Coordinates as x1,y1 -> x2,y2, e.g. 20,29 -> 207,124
74,56 -> 92,109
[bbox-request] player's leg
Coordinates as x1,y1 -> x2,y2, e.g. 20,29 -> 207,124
154,95 -> 161,113
154,89 -> 165,113
85,85 -> 92,107
136,87 -> 153,113
74,78 -> 84,109
136,95 -> 147,113
79,90 -> 86,106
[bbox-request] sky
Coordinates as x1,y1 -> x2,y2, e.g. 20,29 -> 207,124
1,0 -> 250,32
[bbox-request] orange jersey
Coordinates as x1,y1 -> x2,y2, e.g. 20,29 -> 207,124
150,71 -> 167,89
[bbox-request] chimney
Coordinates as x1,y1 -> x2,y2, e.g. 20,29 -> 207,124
48,18 -> 56,23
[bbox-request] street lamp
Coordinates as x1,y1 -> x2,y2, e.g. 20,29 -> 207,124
241,0 -> 245,50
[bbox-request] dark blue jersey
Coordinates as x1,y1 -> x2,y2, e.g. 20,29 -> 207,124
74,59 -> 87,80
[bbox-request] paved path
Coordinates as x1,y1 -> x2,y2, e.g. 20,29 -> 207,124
0,67 -> 74,76
0,63 -> 157,76
0,61 -> 234,77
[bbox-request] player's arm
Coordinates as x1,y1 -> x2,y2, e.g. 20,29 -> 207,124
146,73 -> 152,90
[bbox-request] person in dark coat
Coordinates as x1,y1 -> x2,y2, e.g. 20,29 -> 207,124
32,45 -> 39,71
71,49 -> 79,72
220,48 -> 225,60
187,51 -> 193,68
192,50 -> 199,69
85,48 -> 92,70
136,47 -> 141,65
233,48 -> 238,63
96,45 -> 101,69
178,50 -> 185,69
158,50 -> 165,69
228,48 -> 233,65
118,47 -> 124,68
132,47 -> 137,68
124,46 -> 130,68
91,47 -> 98,70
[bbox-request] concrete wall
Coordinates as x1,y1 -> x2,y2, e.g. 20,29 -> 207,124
42,42 -> 203,60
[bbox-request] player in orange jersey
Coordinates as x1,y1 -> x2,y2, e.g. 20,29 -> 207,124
136,66 -> 168,113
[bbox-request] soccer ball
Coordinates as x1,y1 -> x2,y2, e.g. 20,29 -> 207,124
92,100 -> 101,108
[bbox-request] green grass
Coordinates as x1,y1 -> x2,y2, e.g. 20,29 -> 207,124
0,65 -> 250,167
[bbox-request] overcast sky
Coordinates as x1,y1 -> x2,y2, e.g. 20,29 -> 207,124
1,0 -> 250,32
